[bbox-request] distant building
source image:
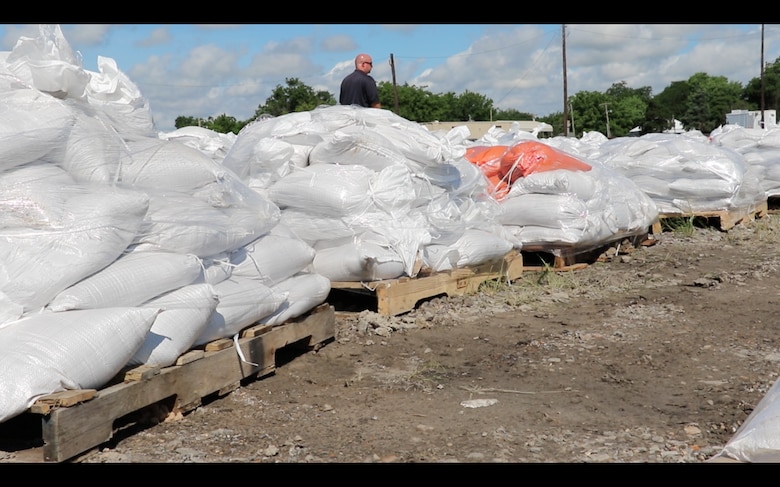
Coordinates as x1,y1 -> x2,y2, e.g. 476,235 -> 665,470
726,109 -> 777,129
420,120 -> 553,140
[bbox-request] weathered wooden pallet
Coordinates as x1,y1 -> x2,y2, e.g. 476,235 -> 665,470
651,200 -> 769,233
0,304 -> 335,463
329,250 -> 523,316
520,231 -> 652,272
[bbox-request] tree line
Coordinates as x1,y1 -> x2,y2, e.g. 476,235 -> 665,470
175,56 -> 780,138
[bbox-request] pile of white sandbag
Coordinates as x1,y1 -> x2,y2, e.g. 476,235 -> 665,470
710,124 -> 780,198
546,130 -> 767,216
0,25 -> 330,423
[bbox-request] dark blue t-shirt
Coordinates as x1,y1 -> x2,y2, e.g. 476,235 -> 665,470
339,70 -> 379,107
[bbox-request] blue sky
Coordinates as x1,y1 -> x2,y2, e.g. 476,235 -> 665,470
1,24 -> 774,133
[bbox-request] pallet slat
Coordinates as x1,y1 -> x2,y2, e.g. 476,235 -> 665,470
10,304 -> 335,463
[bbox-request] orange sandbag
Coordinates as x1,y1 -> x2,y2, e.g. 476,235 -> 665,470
464,145 -> 509,178
499,140 -> 591,184
486,173 -> 510,201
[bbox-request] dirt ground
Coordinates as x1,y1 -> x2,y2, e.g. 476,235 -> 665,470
9,209 -> 780,463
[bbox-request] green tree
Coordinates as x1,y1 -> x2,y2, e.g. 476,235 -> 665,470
609,95 -> 647,137
378,81 -> 444,122
681,72 -> 744,133
493,108 -> 535,120
644,80 -> 690,133
206,114 -> 246,135
568,90 -> 610,137
606,81 -> 652,105
450,90 -> 494,122
174,116 -> 203,130
253,77 -> 336,119
743,56 -> 780,113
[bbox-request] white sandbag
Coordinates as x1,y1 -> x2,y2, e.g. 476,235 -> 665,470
47,251 -> 203,311
446,156 -> 490,198
276,208 -> 355,246
507,169 -> 597,200
714,376 -> 780,462
221,121 -> 319,187
118,137 -> 233,193
261,273 -> 331,326
0,306 -> 160,423
370,164 -> 417,218
192,276 -> 287,346
268,164 -> 373,217
236,110 -> 327,146
312,241 -> 405,282
423,193 -> 491,246
451,228 -> 513,268
502,224 -> 588,247
237,137 -> 298,188
0,163 -> 75,228
421,244 -> 460,272
158,125 -> 236,164
371,118 -> 458,165
54,108 -> 125,183
499,193 -> 588,229
630,174 -> 673,199
130,190 -> 279,257
0,187 -> 150,324
85,55 -> 156,138
668,177 -> 738,199
231,234 -> 316,285
128,283 -> 219,367
5,24 -> 89,100
308,126 -> 410,171
0,86 -> 76,171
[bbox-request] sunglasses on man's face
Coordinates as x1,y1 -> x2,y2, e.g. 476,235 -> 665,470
363,61 -> 373,66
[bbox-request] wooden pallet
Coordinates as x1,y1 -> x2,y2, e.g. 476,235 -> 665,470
0,304 -> 335,463
651,200 -> 769,233
329,250 -> 523,316
521,245 -> 604,272
520,231 -> 652,272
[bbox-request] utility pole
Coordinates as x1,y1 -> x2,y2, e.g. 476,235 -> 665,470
602,102 -> 611,138
562,25 -> 569,136
761,24 -> 766,129
390,54 -> 400,115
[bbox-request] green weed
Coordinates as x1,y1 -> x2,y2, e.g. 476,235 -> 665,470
661,215 -> 697,237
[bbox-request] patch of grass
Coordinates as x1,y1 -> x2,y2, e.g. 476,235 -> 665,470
532,264 -> 578,289
661,215 -> 697,237
478,275 -> 512,294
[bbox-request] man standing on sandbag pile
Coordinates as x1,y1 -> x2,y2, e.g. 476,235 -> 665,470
339,53 -> 381,108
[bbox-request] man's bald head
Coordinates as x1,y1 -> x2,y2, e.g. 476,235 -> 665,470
355,53 -> 374,73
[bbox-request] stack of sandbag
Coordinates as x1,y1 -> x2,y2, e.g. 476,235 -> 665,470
227,105 -> 514,279
0,25 -> 331,425
465,129 -> 659,250
710,124 -> 780,198
564,131 -> 765,215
